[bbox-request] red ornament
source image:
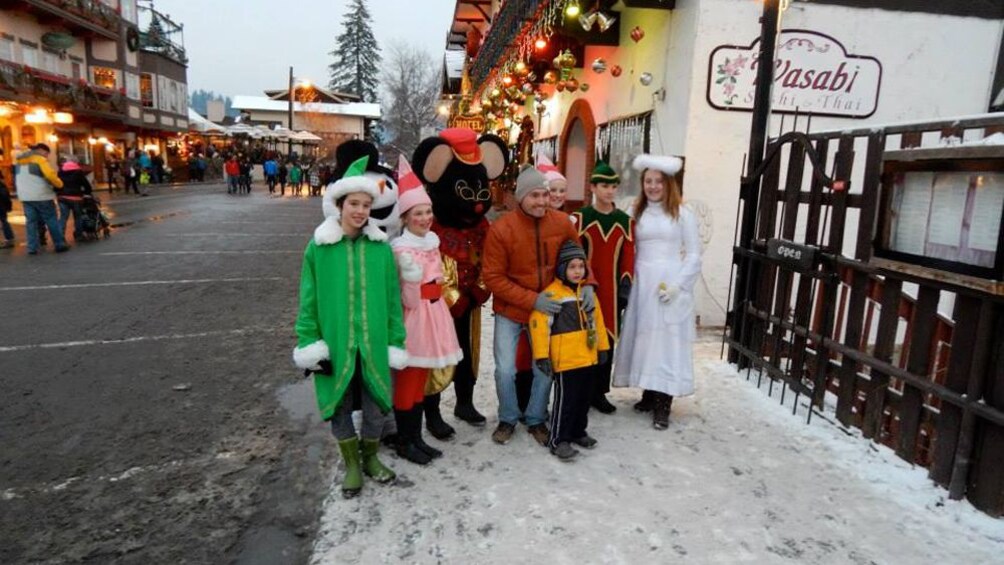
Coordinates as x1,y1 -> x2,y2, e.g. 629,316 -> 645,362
630,26 -> 645,43
610,65 -> 622,77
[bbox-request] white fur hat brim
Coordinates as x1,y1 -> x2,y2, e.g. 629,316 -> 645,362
632,154 -> 683,176
329,176 -> 381,201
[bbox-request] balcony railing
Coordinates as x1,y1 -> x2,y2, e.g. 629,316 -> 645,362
21,0 -> 121,38
0,61 -> 127,118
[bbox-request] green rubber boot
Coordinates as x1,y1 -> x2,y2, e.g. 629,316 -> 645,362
337,437 -> 363,498
360,438 -> 396,484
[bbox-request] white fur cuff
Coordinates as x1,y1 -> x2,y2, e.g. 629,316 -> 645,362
632,154 -> 683,176
293,340 -> 330,369
388,346 -> 409,370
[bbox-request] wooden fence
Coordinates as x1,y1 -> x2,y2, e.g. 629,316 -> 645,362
726,114 -> 1004,517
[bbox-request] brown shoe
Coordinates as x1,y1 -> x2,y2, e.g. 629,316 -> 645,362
527,424 -> 550,447
492,422 -> 516,445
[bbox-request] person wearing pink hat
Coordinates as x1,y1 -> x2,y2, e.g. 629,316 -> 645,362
57,156 -> 93,242
389,156 -> 464,465
537,154 -> 568,211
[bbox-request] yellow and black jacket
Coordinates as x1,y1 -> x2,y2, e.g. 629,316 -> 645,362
529,279 -> 610,373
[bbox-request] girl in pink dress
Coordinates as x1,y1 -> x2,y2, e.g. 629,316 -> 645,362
390,157 -> 464,465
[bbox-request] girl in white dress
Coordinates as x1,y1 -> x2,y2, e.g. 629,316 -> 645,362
613,154 -> 702,429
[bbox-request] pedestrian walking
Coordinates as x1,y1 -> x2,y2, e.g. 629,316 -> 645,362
14,143 -> 69,254
151,151 -> 165,184
105,156 -> 120,192
264,156 -> 278,195
572,161 -> 635,414
224,155 -> 240,195
530,240 -> 610,460
278,160 -> 288,196
0,158 -> 14,249
124,150 -> 141,195
389,157 -> 463,465
289,162 -> 303,196
613,154 -> 701,430
293,156 -> 407,498
56,157 -> 93,242
239,158 -> 252,194
481,165 -> 593,446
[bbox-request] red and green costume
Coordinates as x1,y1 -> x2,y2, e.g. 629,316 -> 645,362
572,206 -> 635,341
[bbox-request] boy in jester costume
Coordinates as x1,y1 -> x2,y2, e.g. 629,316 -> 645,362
293,156 -> 409,498
571,161 -> 635,414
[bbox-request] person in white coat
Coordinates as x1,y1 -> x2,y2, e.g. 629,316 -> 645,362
613,154 -> 702,430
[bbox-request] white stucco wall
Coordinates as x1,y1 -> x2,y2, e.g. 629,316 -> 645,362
679,0 -> 1003,325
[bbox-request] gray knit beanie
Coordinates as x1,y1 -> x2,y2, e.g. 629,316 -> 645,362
515,164 -> 547,202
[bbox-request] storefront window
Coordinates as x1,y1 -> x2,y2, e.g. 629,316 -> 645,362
93,67 -> 117,89
596,112 -> 652,201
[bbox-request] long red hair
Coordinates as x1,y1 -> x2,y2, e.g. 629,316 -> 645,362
634,169 -> 682,219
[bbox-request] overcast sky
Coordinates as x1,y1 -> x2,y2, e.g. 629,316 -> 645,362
152,0 -> 456,97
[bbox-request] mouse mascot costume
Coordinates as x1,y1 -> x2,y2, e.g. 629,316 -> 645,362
327,139 -> 401,238
411,128 -> 508,439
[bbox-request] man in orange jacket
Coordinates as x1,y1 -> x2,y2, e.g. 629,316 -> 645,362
482,165 -> 596,446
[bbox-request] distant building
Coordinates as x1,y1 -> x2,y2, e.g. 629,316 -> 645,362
232,86 -> 381,153
0,0 -> 189,184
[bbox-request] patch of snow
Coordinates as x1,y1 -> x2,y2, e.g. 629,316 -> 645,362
309,314 -> 1004,563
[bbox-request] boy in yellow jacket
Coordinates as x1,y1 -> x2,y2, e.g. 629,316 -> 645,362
529,240 -> 610,460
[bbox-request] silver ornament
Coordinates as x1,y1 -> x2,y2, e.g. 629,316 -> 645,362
639,72 -> 653,86
591,58 -> 607,74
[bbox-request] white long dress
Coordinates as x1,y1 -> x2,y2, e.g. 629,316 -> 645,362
613,203 -> 702,396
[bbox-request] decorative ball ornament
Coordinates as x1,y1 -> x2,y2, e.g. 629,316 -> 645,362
558,50 -> 577,69
515,61 -> 528,75
543,71 -> 557,84
556,81 -> 566,92
521,83 -> 535,95
482,99 -> 493,110
552,55 -> 562,69
639,72 -> 653,86
527,72 -> 537,82
580,83 -> 590,92
566,78 -> 580,92
630,26 -> 645,43
491,88 -> 502,98
610,65 -> 623,77
591,58 -> 607,74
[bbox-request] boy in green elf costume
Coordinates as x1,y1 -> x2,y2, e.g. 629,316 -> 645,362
293,156 -> 409,498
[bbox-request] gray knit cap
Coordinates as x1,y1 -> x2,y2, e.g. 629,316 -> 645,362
515,164 -> 547,202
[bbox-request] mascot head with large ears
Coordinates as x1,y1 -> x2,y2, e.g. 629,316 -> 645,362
411,128 -> 508,229
324,139 -> 401,237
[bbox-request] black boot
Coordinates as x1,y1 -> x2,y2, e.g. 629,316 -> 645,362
424,393 -> 456,440
633,389 -> 656,413
452,372 -> 486,426
394,408 -> 431,465
411,404 -> 442,459
652,393 -> 673,430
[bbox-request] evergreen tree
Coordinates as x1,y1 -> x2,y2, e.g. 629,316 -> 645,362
328,0 -> 381,103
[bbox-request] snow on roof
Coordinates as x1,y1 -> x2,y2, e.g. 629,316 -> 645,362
187,107 -> 225,133
231,95 -> 381,119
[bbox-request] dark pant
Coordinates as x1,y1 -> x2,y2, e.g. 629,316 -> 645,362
451,307 -> 477,404
125,174 -> 140,194
593,344 -> 614,400
0,207 -> 13,242
548,366 -> 593,448
58,199 -> 83,239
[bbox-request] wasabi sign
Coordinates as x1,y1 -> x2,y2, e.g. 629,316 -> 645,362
707,29 -> 882,118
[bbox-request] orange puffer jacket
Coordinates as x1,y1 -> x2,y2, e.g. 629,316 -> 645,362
482,207 -> 580,324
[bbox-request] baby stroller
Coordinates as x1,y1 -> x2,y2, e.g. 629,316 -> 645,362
79,195 -> 111,240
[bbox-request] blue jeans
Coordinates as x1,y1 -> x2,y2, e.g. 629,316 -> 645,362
0,207 -> 13,242
227,175 -> 239,193
59,199 -> 83,239
494,314 -> 552,426
23,200 -> 66,252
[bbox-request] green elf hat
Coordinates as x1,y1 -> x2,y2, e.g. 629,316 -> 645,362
590,160 -> 620,184
329,156 -> 380,201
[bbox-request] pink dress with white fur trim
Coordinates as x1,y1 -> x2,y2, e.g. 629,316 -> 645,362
391,229 -> 464,368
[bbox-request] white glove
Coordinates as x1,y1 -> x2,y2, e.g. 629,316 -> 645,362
397,253 -> 423,282
658,284 -> 681,304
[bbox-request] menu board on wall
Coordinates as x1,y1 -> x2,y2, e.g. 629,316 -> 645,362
879,153 -> 1004,281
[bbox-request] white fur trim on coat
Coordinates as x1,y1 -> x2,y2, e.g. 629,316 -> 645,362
293,340 -> 329,369
329,176 -> 381,201
391,229 -> 440,251
632,154 -> 683,176
388,346 -> 409,370
313,217 -> 388,245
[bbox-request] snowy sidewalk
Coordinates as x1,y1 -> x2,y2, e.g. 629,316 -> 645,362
308,322 -> 1003,564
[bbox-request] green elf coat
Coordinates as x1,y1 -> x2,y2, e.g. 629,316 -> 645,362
293,213 -> 408,420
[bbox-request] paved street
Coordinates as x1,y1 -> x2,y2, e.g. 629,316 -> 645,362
0,184 -> 334,564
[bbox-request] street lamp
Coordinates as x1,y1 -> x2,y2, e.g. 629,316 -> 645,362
287,67 -> 312,155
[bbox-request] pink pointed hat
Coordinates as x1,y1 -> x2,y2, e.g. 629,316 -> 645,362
536,153 -> 566,187
397,155 -> 432,215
